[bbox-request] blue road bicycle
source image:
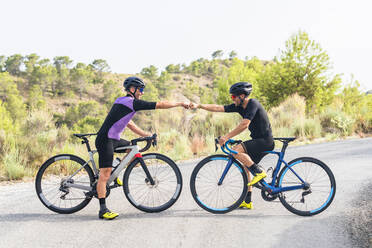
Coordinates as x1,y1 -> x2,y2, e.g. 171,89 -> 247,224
190,137 -> 336,216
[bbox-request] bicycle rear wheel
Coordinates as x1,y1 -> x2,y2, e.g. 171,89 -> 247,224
190,155 -> 248,214
35,154 -> 95,214
123,153 -> 182,213
278,157 -> 336,216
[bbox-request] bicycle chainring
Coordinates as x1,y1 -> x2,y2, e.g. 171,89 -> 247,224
261,188 -> 279,201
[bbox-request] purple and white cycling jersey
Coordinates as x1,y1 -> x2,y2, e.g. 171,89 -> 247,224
97,96 -> 156,140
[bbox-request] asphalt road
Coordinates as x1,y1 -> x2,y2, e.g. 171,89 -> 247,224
0,138 -> 371,248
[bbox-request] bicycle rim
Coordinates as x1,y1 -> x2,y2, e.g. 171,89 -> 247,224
123,153 -> 182,213
278,157 -> 336,216
190,155 -> 248,214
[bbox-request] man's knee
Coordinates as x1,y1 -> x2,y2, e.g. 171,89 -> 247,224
99,168 -> 112,180
232,144 -> 245,153
231,146 -> 241,159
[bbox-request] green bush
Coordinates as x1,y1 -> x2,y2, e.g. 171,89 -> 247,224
320,108 -> 355,136
156,129 -> 192,161
23,110 -> 54,135
73,116 -> 102,134
269,94 -> 307,137
0,101 -> 14,133
3,148 -> 26,180
64,101 -> 106,127
294,118 -> 322,139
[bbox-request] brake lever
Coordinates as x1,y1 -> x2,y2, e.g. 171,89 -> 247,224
152,133 -> 157,147
215,136 -> 221,152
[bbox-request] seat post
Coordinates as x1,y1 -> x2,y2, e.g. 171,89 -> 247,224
82,138 -> 92,152
281,142 -> 289,154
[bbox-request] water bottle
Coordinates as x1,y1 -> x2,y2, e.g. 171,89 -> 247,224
112,157 -> 121,168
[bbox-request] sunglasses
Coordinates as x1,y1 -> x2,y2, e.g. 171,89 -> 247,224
231,95 -> 237,100
139,87 -> 144,93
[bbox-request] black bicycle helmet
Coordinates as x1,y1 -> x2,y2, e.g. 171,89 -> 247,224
123,77 -> 146,90
229,82 -> 252,96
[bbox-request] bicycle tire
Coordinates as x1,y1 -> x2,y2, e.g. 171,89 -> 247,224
278,157 -> 336,216
123,153 -> 182,213
190,155 -> 248,214
35,154 -> 95,214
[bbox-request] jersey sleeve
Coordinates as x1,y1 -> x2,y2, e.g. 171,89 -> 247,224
243,99 -> 259,120
133,99 -> 157,111
224,104 -> 238,113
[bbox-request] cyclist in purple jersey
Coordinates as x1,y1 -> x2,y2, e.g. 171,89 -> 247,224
190,82 -> 274,210
95,76 -> 190,220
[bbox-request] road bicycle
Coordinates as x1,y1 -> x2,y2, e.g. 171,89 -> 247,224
35,133 -> 182,214
190,137 -> 336,216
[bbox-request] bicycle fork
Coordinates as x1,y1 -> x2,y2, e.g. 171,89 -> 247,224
217,158 -> 234,185
138,157 -> 156,186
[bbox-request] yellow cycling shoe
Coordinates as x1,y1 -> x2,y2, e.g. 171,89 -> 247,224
99,209 -> 119,220
239,201 -> 253,209
115,177 -> 123,186
248,171 -> 267,186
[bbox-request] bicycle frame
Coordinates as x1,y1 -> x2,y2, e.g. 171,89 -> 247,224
218,140 -> 307,195
63,144 -> 148,191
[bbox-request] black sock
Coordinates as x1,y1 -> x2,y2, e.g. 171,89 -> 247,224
250,163 -> 262,174
99,198 -> 107,211
245,191 -> 252,203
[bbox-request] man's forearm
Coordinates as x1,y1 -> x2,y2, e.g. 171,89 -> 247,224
198,104 -> 224,112
225,121 -> 249,139
156,101 -> 182,109
127,121 -> 149,137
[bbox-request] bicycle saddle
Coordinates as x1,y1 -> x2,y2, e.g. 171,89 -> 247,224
273,137 -> 296,143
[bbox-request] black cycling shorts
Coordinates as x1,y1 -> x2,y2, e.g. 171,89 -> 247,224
242,137 -> 275,164
95,136 -> 130,168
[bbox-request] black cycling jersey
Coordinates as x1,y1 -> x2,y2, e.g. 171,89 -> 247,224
97,95 -> 156,140
224,99 -> 273,139
95,95 -> 156,168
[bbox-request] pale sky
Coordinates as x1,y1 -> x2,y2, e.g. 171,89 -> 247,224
1,0 -> 371,90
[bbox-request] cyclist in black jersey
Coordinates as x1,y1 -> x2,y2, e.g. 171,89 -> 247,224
190,82 -> 274,209
96,76 -> 190,220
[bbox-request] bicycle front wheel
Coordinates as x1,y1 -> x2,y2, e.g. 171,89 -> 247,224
278,157 -> 336,216
190,155 -> 248,214
35,154 -> 95,214
123,153 -> 182,213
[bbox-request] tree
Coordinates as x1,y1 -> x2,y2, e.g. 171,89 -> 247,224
90,59 -> 110,72
102,80 -> 119,103
229,50 -> 238,59
0,72 -> 26,121
52,56 -> 72,95
212,50 -> 223,59
258,31 -> 341,112
64,101 -> 105,127
0,100 -> 14,132
0,56 -> 6,72
153,71 -> 173,97
5,54 -> 23,76
140,65 -> 158,80
28,85 -> 45,110
53,56 -> 73,73
90,59 -> 110,84
0,72 -> 13,102
24,53 -> 40,79
165,64 -> 181,73
70,63 -> 93,98
31,64 -> 58,96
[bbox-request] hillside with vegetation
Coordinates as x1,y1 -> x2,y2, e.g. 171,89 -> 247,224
1,31 -> 371,181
